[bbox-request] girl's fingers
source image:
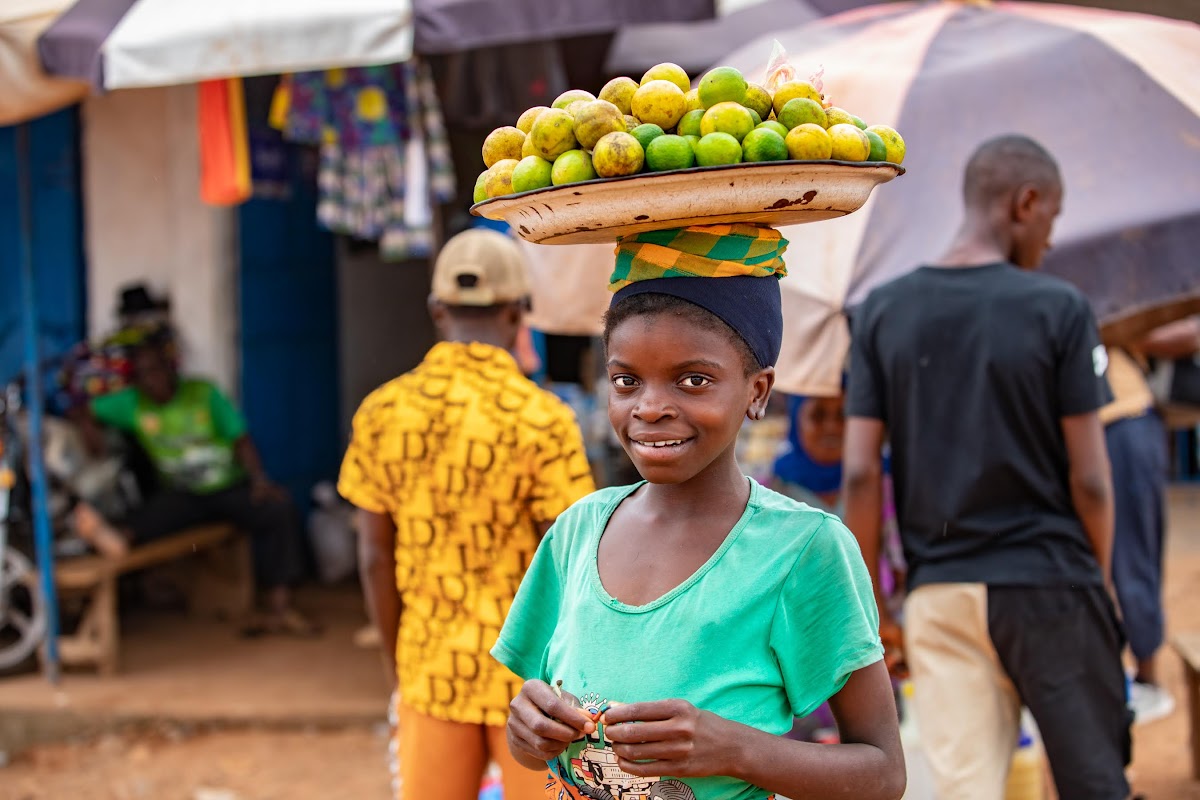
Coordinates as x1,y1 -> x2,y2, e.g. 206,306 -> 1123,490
602,720 -> 679,744
601,699 -> 686,726
511,726 -> 568,761
610,740 -> 690,762
520,682 -> 597,733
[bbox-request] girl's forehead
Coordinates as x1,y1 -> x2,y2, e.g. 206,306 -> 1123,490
607,312 -> 741,362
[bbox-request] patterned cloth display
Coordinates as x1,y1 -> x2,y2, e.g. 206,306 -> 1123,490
609,223 -> 789,292
274,60 -> 455,260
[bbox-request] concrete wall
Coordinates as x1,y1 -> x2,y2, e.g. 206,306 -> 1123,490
81,86 -> 239,394
336,242 -> 436,437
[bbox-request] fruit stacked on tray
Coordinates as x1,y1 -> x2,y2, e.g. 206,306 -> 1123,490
473,62 -> 906,202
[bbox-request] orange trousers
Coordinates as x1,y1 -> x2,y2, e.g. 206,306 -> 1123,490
392,702 -> 549,800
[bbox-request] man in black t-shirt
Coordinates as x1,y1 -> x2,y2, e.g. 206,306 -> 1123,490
844,136 -> 1132,800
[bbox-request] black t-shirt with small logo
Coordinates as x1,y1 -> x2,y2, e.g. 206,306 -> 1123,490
847,263 -> 1112,590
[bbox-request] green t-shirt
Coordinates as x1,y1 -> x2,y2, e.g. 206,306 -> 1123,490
492,480 -> 883,800
91,379 -> 248,494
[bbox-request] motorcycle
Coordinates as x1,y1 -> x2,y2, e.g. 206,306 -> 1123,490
0,366 -> 141,673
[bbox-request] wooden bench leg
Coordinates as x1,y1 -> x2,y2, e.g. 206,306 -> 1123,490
56,576 -> 118,675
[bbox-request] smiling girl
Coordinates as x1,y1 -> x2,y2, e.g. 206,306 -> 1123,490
491,224 -> 904,800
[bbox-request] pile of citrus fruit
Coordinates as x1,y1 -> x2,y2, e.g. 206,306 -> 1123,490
474,62 -> 906,202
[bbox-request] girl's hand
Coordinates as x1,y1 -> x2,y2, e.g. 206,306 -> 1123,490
507,680 -> 596,763
601,699 -> 736,778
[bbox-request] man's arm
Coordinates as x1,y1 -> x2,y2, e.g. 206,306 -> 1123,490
843,417 -> 904,675
233,435 -> 288,503
1136,317 -> 1200,361
357,508 -> 401,689
843,417 -> 886,606
1061,411 -> 1115,582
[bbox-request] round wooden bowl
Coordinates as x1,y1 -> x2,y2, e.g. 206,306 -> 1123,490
470,161 -> 903,245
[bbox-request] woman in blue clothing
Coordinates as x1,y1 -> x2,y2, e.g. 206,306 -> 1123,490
491,225 -> 905,800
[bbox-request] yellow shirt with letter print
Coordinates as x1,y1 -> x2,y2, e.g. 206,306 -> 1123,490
338,341 -> 595,725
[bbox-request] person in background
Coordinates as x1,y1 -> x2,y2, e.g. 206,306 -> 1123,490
844,135 -> 1131,800
338,229 -> 595,800
71,329 -> 316,636
773,392 -> 906,744
1103,316 -> 1200,724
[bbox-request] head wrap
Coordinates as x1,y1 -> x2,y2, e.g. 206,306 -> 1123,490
610,223 -> 788,292
773,395 -> 844,494
609,224 -> 788,369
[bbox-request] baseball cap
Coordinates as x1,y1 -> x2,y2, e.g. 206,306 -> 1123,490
431,229 -> 531,307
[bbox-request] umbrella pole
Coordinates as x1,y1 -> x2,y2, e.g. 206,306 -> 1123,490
16,122 -> 62,684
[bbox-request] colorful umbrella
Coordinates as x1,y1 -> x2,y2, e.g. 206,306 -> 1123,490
523,1 -> 1200,397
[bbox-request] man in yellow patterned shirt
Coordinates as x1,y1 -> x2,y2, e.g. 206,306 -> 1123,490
339,228 -> 595,800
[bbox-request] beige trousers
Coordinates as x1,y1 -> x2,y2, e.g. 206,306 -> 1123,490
905,583 -> 1022,800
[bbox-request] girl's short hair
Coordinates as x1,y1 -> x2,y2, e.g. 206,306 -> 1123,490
603,293 -> 760,377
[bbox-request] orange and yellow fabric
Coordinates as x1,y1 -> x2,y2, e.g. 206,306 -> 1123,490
198,78 -> 251,206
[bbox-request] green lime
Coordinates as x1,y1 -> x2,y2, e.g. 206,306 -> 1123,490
852,115 -> 868,130
684,134 -> 701,154
677,109 -> 705,138
757,120 -> 789,139
630,123 -> 666,153
748,108 -> 762,127
511,156 -> 554,193
694,132 -> 742,167
864,130 -> 888,162
472,170 -> 489,203
551,150 -> 597,185
741,128 -> 788,163
779,98 -> 827,131
645,134 -> 696,172
698,66 -> 748,109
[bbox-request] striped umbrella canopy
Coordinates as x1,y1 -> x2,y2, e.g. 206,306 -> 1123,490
717,0 -> 1200,395
518,0 -> 1200,397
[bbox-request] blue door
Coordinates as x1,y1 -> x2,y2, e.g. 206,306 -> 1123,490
0,110 -> 86,386
237,144 -> 340,506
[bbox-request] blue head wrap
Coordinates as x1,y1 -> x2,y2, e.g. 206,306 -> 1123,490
772,395 -> 844,494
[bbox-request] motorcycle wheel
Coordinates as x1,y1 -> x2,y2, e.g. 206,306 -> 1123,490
0,547 -> 47,672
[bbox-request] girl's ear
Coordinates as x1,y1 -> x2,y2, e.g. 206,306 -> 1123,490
746,366 -> 775,421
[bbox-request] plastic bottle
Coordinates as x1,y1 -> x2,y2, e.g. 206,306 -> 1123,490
898,681 -> 937,800
1004,730 -> 1045,800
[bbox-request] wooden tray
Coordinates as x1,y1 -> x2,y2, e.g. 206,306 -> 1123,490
470,161 -> 903,245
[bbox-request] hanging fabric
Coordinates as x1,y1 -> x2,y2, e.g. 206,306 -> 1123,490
272,58 -> 456,261
198,77 -> 252,206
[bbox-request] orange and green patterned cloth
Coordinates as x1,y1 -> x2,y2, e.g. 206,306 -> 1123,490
609,223 -> 788,292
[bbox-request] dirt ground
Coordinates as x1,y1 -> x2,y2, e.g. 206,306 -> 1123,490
1,487 -> 1198,800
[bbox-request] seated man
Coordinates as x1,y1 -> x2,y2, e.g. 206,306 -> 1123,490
73,329 -> 315,636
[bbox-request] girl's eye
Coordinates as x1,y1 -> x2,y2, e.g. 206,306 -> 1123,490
681,375 -> 712,388
612,375 -> 638,388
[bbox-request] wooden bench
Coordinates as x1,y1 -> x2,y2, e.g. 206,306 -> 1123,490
1176,633 -> 1200,780
50,523 -> 253,675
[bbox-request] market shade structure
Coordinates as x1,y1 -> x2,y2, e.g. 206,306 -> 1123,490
37,0 -> 416,90
605,0 -> 870,76
414,0 -> 716,55
0,0 -> 88,125
526,1 -> 1200,397
33,0 -> 714,92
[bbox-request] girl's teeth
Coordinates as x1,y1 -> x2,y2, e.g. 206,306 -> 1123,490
639,439 -> 684,447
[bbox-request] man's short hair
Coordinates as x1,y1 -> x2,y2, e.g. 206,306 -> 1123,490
963,135 -> 1062,207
